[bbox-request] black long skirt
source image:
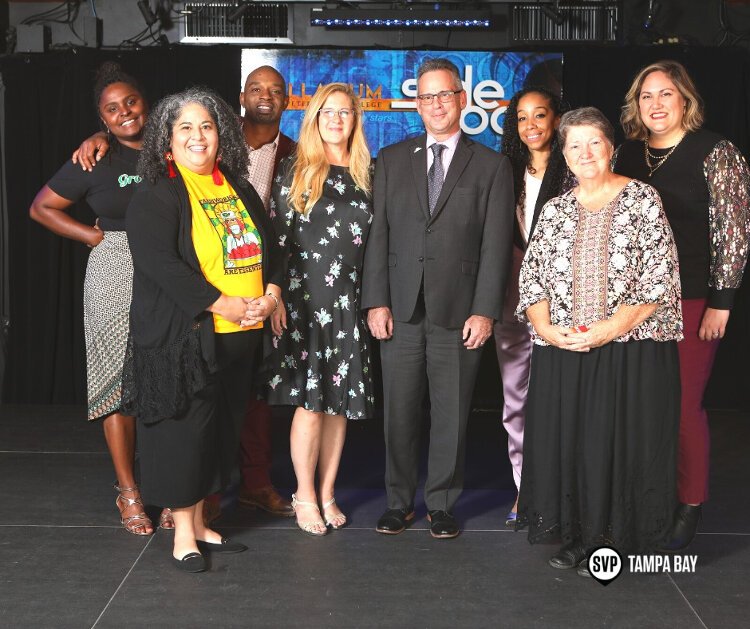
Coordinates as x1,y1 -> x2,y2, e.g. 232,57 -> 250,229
137,330 -> 261,508
517,340 -> 680,554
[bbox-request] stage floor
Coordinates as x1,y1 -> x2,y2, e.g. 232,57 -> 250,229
1,404 -> 748,628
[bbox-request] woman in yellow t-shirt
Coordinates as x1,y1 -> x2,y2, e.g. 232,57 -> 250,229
124,87 -> 282,573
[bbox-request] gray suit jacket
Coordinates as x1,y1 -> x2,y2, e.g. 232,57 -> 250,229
362,133 -> 514,329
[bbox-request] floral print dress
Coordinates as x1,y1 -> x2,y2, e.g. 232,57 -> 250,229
266,161 -> 375,419
516,179 -> 683,344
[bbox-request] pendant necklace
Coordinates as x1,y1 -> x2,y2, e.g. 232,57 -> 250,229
644,133 -> 686,177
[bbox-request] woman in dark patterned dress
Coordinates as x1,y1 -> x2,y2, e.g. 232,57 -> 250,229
615,60 -> 750,550
267,83 -> 374,536
29,63 -> 173,535
516,108 -> 683,575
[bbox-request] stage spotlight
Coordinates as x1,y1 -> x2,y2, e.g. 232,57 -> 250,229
540,1 -> 564,26
137,0 -> 158,27
643,0 -> 661,31
228,2 -> 251,23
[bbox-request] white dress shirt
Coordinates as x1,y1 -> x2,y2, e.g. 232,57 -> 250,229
425,130 -> 461,181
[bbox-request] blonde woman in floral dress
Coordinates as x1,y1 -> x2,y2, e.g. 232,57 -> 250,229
266,83 -> 374,536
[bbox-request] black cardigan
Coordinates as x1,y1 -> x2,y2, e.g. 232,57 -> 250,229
121,166 -> 282,424
512,159 -> 574,251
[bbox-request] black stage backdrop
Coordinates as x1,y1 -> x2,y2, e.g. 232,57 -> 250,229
0,45 -> 748,410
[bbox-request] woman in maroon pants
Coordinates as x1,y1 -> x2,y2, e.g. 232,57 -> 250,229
615,60 -> 750,550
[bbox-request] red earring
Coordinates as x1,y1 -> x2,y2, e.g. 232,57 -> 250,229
165,152 -> 177,178
212,155 -> 223,185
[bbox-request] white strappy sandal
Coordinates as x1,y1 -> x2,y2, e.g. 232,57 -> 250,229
322,497 -> 348,530
291,494 -> 328,537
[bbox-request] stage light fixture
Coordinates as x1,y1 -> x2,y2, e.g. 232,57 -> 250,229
643,0 -> 661,31
310,9 -> 492,29
137,0 -> 158,27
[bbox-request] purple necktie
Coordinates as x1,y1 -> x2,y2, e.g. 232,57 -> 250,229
428,143 -> 446,215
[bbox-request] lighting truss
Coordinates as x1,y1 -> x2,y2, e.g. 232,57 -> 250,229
310,9 -> 493,29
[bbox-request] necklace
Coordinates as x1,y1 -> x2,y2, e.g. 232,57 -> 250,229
644,133 -> 685,177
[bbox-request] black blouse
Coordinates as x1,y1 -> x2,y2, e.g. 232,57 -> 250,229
614,129 -> 750,309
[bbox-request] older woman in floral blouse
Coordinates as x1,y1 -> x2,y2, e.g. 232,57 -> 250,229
515,107 -> 682,577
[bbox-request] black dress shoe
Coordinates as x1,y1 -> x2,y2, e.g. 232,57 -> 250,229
427,510 -> 460,539
376,508 -> 415,534
548,542 -> 587,569
172,551 -> 206,573
659,503 -> 702,552
197,537 -> 248,554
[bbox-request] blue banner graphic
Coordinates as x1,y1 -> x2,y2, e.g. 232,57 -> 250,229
241,49 -> 562,155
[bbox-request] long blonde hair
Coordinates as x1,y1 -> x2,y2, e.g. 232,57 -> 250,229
287,83 -> 371,215
620,60 -> 704,141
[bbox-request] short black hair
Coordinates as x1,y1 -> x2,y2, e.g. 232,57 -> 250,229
416,58 -> 462,91
92,61 -> 146,113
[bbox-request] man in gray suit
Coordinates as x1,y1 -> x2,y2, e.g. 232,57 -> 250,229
362,58 -> 514,538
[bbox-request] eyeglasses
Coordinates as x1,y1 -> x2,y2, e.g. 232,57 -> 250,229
416,89 -> 463,105
318,108 -> 355,120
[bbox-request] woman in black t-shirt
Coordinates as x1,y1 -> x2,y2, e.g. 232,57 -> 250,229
29,63 -> 172,536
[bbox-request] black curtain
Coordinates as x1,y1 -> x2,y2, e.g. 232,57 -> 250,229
560,45 -> 750,410
1,44 -> 748,409
0,46 -> 240,404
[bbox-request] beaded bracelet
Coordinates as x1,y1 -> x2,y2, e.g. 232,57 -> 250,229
265,293 -> 279,313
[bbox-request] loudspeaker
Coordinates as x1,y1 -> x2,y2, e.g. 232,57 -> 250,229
16,24 -> 50,53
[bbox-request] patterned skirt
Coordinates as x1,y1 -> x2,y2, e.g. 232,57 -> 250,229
83,230 -> 133,421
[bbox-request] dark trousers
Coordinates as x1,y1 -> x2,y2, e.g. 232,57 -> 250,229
677,298 -> 719,504
138,329 -> 261,508
239,398 -> 273,491
214,330 -> 263,490
380,295 -> 483,513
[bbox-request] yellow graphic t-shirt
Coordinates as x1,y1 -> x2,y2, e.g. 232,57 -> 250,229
178,164 -> 264,333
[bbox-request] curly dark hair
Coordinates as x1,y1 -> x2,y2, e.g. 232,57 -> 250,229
501,86 -> 569,207
137,86 -> 248,184
93,61 -> 146,116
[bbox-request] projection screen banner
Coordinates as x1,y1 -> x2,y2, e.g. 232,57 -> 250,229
241,49 -> 563,155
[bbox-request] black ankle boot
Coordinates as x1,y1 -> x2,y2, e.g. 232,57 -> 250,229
659,503 -> 702,552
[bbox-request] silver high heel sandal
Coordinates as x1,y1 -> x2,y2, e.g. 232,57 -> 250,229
322,497 -> 347,529
291,494 -> 328,537
114,483 -> 152,536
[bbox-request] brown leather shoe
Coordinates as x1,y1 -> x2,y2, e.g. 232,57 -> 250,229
202,496 -> 222,527
238,486 -> 294,517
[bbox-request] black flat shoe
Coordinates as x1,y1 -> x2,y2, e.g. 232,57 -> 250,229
659,503 -> 702,552
197,537 -> 248,554
172,551 -> 206,573
376,508 -> 415,535
427,510 -> 460,539
549,542 -> 587,569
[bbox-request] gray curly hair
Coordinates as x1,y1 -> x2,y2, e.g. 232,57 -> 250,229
137,86 -> 248,183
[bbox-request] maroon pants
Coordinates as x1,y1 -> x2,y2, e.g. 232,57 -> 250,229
239,398 -> 273,490
677,298 -> 720,504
